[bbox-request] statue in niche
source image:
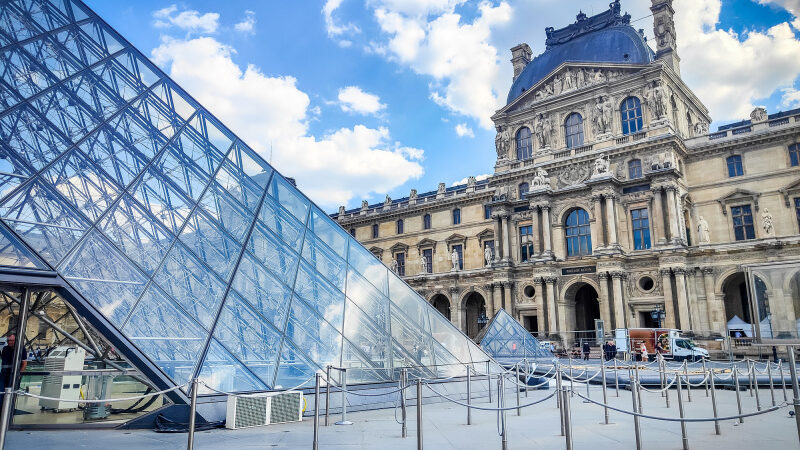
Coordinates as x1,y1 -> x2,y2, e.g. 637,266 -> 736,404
592,96 -> 612,136
495,127 -> 510,159
534,113 -> 553,148
484,244 -> 494,266
697,216 -> 711,244
532,167 -> 549,187
390,256 -> 398,273
451,248 -> 460,271
563,68 -> 575,90
419,255 -> 428,274
762,208 -> 775,236
645,80 -> 668,119
553,74 -> 563,95
593,153 -> 610,176
602,96 -> 613,131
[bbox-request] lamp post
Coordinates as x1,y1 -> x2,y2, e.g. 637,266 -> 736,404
650,305 -> 666,328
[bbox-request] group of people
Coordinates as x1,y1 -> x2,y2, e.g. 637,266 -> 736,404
601,341 -> 617,361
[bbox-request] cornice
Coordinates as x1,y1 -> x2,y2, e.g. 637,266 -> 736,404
337,190 -> 494,226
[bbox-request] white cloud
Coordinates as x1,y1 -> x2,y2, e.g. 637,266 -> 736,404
758,0 -> 800,16
234,10 -> 256,34
151,37 -> 423,209
451,173 -> 490,186
153,4 -> 219,34
323,0 -> 361,47
454,122 -> 473,137
781,87 -> 800,108
337,86 -> 386,115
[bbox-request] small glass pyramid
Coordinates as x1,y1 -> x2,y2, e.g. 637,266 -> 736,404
0,0 -> 493,392
478,309 -> 552,362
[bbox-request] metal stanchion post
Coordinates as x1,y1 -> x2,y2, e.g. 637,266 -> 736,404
748,360 -> 755,397
313,374 -> 320,450
335,369 -> 352,425
416,378 -> 423,450
768,361 -> 776,407
524,359 -> 529,398
733,366 -> 744,424
786,347 -> 800,445
563,382 -> 573,450
635,364 -> 642,413
709,365 -> 721,435
466,367 -> 472,425
569,357 -> 574,397
676,375 -> 689,450
660,356 -> 666,398
515,364 -> 521,416
557,366 -> 565,436
499,376 -> 508,450
487,360 -> 492,404
781,360 -> 789,402
187,378 -> 198,450
0,388 -> 13,450
614,361 -> 620,397
401,368 -> 407,438
664,360 -> 670,408
630,378 -> 642,450
683,360 -> 691,402
702,358 -> 710,397
325,366 -> 331,426
600,360 -> 609,424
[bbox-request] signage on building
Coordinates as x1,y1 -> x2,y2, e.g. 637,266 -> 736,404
561,266 -> 596,275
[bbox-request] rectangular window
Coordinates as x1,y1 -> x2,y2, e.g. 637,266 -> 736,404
731,205 -> 755,241
727,155 -> 743,177
484,205 -> 492,220
452,244 -> 463,270
628,160 -> 642,179
372,223 -> 379,238
631,208 -> 651,250
396,252 -> 405,276
519,225 -> 534,262
790,144 -> 800,167
795,198 -> 800,231
423,214 -> 431,230
396,220 -> 403,234
422,248 -> 433,273
453,208 -> 461,225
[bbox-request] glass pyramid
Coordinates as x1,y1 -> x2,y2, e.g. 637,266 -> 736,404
478,309 -> 551,362
0,0 -> 493,392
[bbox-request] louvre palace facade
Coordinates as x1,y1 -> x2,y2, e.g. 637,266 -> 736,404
333,0 -> 800,346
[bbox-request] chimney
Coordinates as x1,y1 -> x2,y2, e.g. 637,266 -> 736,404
510,43 -> 532,81
651,0 -> 680,76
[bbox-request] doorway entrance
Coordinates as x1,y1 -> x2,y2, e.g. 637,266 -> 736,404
463,292 -> 487,339
573,284 -> 600,342
431,294 -> 451,321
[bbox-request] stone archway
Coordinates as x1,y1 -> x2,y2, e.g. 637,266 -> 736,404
563,282 -> 600,344
430,294 -> 451,321
462,292 -> 487,339
721,272 -> 769,336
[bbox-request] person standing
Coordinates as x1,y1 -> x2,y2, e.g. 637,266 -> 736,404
640,342 -> 649,362
582,341 -> 591,361
0,334 -> 27,410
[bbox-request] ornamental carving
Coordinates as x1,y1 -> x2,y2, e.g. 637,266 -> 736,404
513,67 -> 632,111
556,162 -> 591,188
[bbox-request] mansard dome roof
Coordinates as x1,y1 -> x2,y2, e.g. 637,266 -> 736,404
507,2 -> 654,104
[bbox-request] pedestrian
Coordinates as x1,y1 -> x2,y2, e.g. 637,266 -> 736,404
610,341 -> 617,360
582,341 -> 591,361
0,334 -> 28,411
640,342 -> 649,362
601,341 -> 609,361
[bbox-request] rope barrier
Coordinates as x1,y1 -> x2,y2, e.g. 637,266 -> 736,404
16,382 -> 188,403
638,375 -> 678,393
422,380 -> 557,412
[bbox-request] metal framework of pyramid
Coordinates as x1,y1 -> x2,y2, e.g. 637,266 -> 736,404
0,0 -> 492,394
478,309 -> 551,362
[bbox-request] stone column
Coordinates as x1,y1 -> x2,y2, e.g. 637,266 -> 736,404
493,216 -> 502,259
651,187 -> 665,245
533,278 -> 545,331
661,269 -> 677,328
501,215 -> 511,262
666,186 -> 680,243
674,268 -> 690,330
541,206 -> 553,257
597,272 -> 612,331
611,272 -> 626,329
592,196 -> 605,248
531,207 -> 541,255
606,195 -> 619,248
450,287 -> 462,331
545,277 -> 558,335
702,268 -> 723,333
505,281 -> 516,317
486,283 -> 497,317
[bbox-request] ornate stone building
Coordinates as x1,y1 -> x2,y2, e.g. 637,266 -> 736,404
333,0 -> 800,345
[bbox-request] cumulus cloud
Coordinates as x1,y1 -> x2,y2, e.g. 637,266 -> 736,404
151,37 -> 423,209
454,123 -> 474,137
337,86 -> 386,114
234,10 -> 256,34
153,4 -> 219,34
758,0 -> 800,16
451,173 -> 490,186
781,87 -> 800,108
324,0 -> 361,48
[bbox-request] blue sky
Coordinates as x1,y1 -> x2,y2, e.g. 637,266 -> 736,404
85,0 -> 800,212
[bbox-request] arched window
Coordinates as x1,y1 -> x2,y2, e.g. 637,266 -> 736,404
423,213 -> 431,230
518,182 -> 529,198
452,208 -> 461,225
620,97 -> 643,135
628,159 -> 642,179
565,209 -> 592,257
396,219 -> 404,234
516,127 -> 532,160
564,113 -> 584,149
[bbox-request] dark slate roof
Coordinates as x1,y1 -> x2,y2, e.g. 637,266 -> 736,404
506,1 -> 654,104
716,107 -> 800,131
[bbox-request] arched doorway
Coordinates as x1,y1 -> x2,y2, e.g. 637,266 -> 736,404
431,294 -> 451,321
572,284 -> 600,342
722,272 -> 769,336
463,292 -> 487,339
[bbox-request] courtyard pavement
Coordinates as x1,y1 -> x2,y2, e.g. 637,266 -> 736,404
6,380 -> 799,449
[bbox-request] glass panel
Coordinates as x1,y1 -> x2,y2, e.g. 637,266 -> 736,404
0,178 -> 90,265
153,243 -> 227,328
211,291 -> 282,387
99,194 -> 174,275
348,238 -> 388,294
198,338 -> 267,394
387,274 -> 430,332
132,167 -> 193,234
59,230 -> 148,325
179,208 -> 242,280
231,251 -> 293,329
260,195 -> 305,252
283,295 -> 342,373
390,311 -> 434,370
226,143 -> 272,187
190,112 -> 233,155
342,300 -> 391,377
341,341 -> 389,383
78,125 -> 151,189
346,267 -> 390,330
267,174 -> 309,223
274,340 -> 318,389
31,85 -> 99,143
0,46 -> 56,99
43,149 -> 120,221
0,147 -> 32,202
123,284 -> 208,386
214,157 -> 266,212
302,232 -> 345,291
428,309 -> 472,364
309,207 -> 348,258
0,220 -> 48,269
247,221 -> 300,282
151,142 -> 212,202
0,106 -> 72,171
293,261 -> 345,329
197,181 -> 253,242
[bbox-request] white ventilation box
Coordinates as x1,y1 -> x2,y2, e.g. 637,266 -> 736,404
39,346 -> 86,411
225,391 -> 303,429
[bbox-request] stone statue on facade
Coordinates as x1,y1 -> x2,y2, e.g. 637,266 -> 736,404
419,255 -> 428,274
451,248 -> 459,271
409,189 -> 418,202
576,68 -> 587,88
495,126 -> 510,159
437,182 -> 446,195
338,205 -> 345,216
563,68 -> 575,91
384,195 -> 391,206
467,176 -> 476,189
535,113 -> 553,149
693,121 -> 709,135
697,216 -> 711,244
553,74 -> 563,95
645,80 -> 668,120
361,200 -> 368,211
750,106 -> 768,123
484,244 -> 493,266
593,153 -> 610,176
762,208 -> 775,237
532,167 -> 549,187
390,256 -> 398,273
592,96 -> 612,137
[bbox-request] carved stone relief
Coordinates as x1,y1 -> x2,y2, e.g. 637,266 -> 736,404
556,162 -> 591,188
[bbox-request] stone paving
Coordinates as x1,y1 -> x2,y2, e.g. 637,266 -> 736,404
6,379 -> 800,449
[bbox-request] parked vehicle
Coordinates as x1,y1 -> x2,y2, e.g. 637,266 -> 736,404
615,328 -> 709,361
